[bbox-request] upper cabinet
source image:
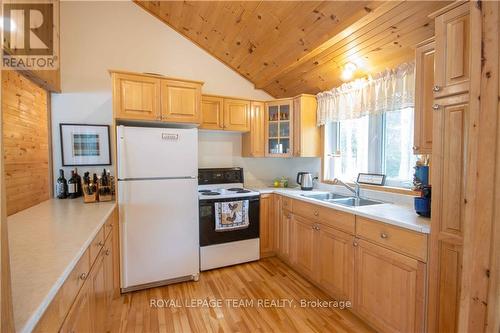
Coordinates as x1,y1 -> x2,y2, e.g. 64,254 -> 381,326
293,95 -> 321,157
160,79 -> 202,124
414,38 -> 435,155
433,3 -> 471,98
112,72 -> 161,121
266,100 -> 293,157
200,96 -> 224,130
111,70 -> 203,124
242,101 -> 265,157
265,95 -> 320,158
224,99 -> 250,131
200,95 -> 250,132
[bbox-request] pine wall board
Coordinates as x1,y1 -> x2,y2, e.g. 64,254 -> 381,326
2,71 -> 50,216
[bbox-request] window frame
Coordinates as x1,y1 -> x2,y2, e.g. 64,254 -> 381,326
322,111 -> 417,191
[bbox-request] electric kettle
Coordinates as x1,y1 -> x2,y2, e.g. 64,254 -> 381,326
296,172 -> 317,191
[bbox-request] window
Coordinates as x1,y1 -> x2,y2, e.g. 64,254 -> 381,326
324,108 -> 417,188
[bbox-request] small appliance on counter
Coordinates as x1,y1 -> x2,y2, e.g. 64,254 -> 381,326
413,164 -> 431,217
198,168 -> 260,271
296,172 -> 318,191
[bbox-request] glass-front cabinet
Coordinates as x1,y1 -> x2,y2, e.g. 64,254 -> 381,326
265,100 -> 293,157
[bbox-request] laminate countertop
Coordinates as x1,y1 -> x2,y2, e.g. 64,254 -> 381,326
7,199 -> 117,333
249,187 -> 430,234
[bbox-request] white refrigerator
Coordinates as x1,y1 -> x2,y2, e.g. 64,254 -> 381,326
117,125 -> 199,292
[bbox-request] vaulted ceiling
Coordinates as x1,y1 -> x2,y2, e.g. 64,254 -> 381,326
135,1 -> 451,98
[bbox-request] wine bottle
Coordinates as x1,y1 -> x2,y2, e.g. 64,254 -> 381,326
68,170 -> 78,199
56,169 -> 68,199
74,168 -> 82,197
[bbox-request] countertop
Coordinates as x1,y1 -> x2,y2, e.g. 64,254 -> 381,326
8,199 -> 117,333
249,187 -> 430,234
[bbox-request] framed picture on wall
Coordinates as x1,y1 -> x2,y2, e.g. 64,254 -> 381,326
60,124 -> 111,166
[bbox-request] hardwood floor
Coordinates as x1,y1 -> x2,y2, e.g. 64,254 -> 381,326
108,257 -> 374,333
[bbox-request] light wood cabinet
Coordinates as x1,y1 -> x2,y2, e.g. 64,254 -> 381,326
293,95 -> 320,157
90,250 -> 107,333
317,225 -> 354,301
200,96 -> 224,130
414,38 -> 435,154
59,281 -> 93,333
111,70 -> 203,124
433,3 -> 471,98
35,209 -> 118,333
277,204 -> 292,262
428,93 -> 468,333
223,99 -> 250,131
265,100 -> 293,157
354,239 -> 426,333
161,79 -> 202,123
242,101 -> 265,157
259,194 -> 275,257
290,215 -> 316,280
112,72 -> 161,121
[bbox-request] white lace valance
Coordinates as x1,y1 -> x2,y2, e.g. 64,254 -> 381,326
316,62 -> 415,125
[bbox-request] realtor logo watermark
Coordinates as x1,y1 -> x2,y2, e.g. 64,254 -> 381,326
2,1 -> 59,70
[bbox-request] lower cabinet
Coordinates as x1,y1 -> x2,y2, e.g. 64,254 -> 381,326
354,239 -> 426,333
35,209 -> 118,333
259,194 -> 275,257
317,225 -> 355,302
290,215 -> 316,279
274,196 -> 427,333
277,206 -> 292,262
59,281 -> 93,333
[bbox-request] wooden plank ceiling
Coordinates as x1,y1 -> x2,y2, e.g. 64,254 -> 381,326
135,1 -> 451,98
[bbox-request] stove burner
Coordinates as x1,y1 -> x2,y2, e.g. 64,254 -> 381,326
227,188 -> 244,191
201,191 -> 220,196
236,190 -> 251,193
198,189 -> 211,193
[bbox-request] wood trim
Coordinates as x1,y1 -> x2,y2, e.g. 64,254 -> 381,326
202,93 -> 266,103
108,69 -> 204,85
459,2 -> 499,332
1,66 -> 15,332
428,0 -> 468,19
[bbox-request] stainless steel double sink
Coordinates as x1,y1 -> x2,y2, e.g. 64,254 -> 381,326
300,192 -> 384,207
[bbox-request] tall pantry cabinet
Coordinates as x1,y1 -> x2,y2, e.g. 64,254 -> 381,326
427,2 -> 478,332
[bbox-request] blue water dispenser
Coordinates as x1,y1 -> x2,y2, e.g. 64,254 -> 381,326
413,165 -> 431,217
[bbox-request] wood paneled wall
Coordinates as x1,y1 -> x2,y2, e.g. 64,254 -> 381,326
2,71 -> 51,216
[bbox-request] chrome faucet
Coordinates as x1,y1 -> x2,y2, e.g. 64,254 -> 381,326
333,178 -> 361,199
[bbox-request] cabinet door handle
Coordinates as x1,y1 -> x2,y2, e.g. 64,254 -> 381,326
316,225 -> 321,231
105,249 -> 111,256
432,85 -> 441,92
313,211 -> 319,217
380,232 -> 388,239
353,241 -> 358,247
79,273 -> 87,280
413,145 -> 419,150
432,104 -> 440,110
98,241 -> 104,247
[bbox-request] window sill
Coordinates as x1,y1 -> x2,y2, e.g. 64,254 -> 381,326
322,180 -> 420,196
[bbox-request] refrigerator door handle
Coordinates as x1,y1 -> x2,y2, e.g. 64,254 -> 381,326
117,125 -> 125,179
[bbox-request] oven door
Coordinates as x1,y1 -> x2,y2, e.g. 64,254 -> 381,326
199,196 -> 260,247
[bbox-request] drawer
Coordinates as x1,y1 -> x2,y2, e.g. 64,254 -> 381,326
34,249 -> 90,332
104,212 -> 114,239
281,196 -> 292,211
89,227 -> 105,265
356,216 -> 428,261
292,199 -> 355,234
60,248 -> 90,313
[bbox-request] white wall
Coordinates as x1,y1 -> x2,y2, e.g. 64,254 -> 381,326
198,131 -> 321,186
52,1 -> 320,186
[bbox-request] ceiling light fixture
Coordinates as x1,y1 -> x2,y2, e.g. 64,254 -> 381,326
341,62 -> 357,81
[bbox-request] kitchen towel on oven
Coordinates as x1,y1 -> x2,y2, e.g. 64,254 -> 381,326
214,200 -> 249,231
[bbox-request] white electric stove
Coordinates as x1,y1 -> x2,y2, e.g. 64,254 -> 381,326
198,168 -> 260,271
